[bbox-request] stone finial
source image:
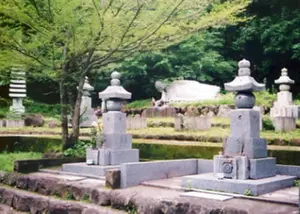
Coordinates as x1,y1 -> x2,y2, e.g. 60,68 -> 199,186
83,76 -> 94,91
274,68 -> 294,89
110,71 -> 121,86
238,59 -> 251,76
224,59 -> 265,92
99,71 -> 131,100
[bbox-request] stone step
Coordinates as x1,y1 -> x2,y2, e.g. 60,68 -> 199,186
0,204 -> 27,214
0,185 -> 125,214
1,172 -> 298,214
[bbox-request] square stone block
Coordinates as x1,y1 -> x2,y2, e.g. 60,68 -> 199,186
103,134 -> 132,150
103,112 -> 126,134
98,149 -> 110,166
243,138 -> 267,159
229,110 -> 260,139
182,173 -> 296,196
250,158 -> 276,179
110,149 -> 139,165
223,137 -> 243,156
214,155 -> 249,180
272,117 -> 296,132
86,148 -> 99,165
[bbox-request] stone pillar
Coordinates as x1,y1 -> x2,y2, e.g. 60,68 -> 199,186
79,77 -> 98,127
270,68 -> 298,132
86,71 -> 139,165
9,68 -> 26,115
214,59 -> 276,180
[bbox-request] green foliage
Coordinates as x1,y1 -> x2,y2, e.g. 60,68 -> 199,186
23,99 -> 60,117
244,189 -> 253,196
262,116 -> 275,131
63,140 -> 95,157
81,194 -> 90,202
294,179 -> 300,187
125,99 -> 152,109
0,152 -> 42,172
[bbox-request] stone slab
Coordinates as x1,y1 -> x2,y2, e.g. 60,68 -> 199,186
250,158 -> 276,179
182,173 -> 296,196
110,149 -> 139,165
229,110 -> 260,139
103,133 -> 132,150
198,159 -> 213,174
99,149 -> 110,166
62,162 -> 119,177
86,148 -> 99,165
277,164 -> 300,178
121,159 -> 197,188
180,191 -> 233,201
243,138 -> 267,158
103,112 -> 126,134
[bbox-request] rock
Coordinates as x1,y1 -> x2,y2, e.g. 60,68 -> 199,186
105,169 -> 121,189
48,120 -> 60,128
16,175 -> 28,190
207,111 -> 215,117
48,199 -> 69,214
71,185 -> 90,201
90,189 -> 111,206
0,204 -> 14,214
24,114 -> 45,127
12,191 -> 31,212
29,197 -> 49,214
2,189 -> 14,206
184,106 -> 199,117
217,105 -> 232,117
2,173 -> 18,186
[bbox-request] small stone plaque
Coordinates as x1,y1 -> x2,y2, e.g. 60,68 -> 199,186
180,191 -> 233,201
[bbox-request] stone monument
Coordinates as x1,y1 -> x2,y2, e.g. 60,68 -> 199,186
9,68 -> 26,115
182,59 -> 296,196
62,71 -> 139,176
155,80 -> 220,103
270,68 -> 298,132
79,76 -> 98,127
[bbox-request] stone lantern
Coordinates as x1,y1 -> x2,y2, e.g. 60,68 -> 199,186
86,71 -> 139,166
214,59 -> 276,180
79,76 -> 97,127
182,59 -> 295,196
270,68 -> 298,132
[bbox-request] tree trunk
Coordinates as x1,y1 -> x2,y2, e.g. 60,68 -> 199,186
70,75 -> 86,144
60,76 -> 71,150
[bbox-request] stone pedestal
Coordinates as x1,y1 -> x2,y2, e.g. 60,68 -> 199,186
86,112 -> 139,166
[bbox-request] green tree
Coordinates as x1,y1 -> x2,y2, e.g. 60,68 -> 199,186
0,0 -> 250,149
102,31 -> 235,100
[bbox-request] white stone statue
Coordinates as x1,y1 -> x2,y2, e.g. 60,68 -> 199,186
270,68 -> 298,132
154,80 -> 221,105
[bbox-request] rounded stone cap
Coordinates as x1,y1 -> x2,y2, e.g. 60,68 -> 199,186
238,59 -> 250,69
111,71 -> 121,80
99,71 -> 131,100
238,59 -> 251,76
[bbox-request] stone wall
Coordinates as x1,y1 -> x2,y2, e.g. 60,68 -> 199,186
125,104 -> 270,117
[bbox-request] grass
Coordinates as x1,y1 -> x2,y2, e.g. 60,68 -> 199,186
125,99 -> 152,109
0,152 -> 42,172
